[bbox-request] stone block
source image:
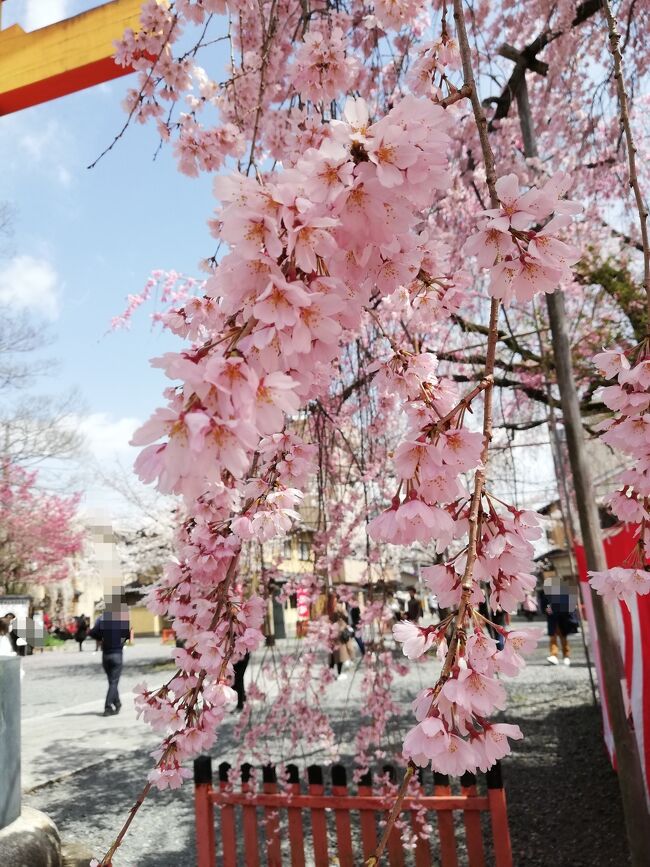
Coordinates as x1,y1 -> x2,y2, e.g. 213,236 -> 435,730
0,806 -> 62,867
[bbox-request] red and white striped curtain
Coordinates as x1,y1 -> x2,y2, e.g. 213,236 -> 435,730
575,525 -> 650,808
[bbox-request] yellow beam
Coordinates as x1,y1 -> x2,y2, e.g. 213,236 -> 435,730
0,0 -> 146,115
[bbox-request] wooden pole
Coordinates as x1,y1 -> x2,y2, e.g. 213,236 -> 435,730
532,301 -> 598,707
516,71 -> 650,865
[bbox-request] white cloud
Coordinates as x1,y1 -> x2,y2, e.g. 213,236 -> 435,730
77,413 -> 141,465
20,125 -> 58,161
56,165 -> 72,187
24,0 -> 70,31
0,255 -> 61,318
74,413 -> 176,524
0,115 -> 75,190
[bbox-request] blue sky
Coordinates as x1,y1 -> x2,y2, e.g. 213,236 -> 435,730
0,1 -> 222,515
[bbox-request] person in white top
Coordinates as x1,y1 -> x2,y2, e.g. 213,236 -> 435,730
0,616 -> 17,656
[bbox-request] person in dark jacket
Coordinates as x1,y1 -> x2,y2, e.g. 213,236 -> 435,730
478,600 -> 508,651
233,652 -> 250,711
89,607 -> 130,716
74,614 -> 89,651
3,613 -> 19,654
540,578 -> 579,667
348,603 -> 365,656
406,587 -> 423,623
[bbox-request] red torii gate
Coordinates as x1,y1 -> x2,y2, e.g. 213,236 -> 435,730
0,0 -> 144,115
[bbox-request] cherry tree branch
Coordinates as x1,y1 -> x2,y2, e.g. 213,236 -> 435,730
438,82 -> 472,107
87,18 -> 178,170
601,0 -> 650,320
366,2 -> 504,859
488,0 -> 603,127
99,781 -> 154,866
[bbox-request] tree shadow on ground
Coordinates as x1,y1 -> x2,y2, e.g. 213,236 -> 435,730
504,702 -> 628,867
25,657 -> 172,680
25,749 -> 196,866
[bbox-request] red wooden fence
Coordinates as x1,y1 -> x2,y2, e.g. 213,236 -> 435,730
194,757 -> 513,867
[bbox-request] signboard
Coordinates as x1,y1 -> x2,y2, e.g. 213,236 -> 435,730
296,588 -> 311,621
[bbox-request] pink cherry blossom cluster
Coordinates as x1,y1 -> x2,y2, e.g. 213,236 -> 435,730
0,460 -> 84,588
131,95 -> 452,504
125,94 -> 458,785
395,617 -> 540,775
290,27 -> 360,105
423,503 -> 541,612
367,342 -> 540,610
113,0 -> 437,179
367,350 -> 482,549
172,115 -> 246,177
463,172 -> 581,304
406,29 -> 460,98
131,426 -> 321,787
230,636 -> 340,768
353,646 -> 411,776
134,512 -> 265,787
361,284 -> 546,778
588,344 -> 650,604
111,270 -> 202,331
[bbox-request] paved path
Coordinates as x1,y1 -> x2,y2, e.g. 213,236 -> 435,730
21,639 -> 171,791
20,625 -> 628,866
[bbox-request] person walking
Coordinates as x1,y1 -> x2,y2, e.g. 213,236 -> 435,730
0,617 -> 16,656
329,612 -> 355,679
541,578 -> 579,666
406,587 -> 423,623
2,613 -> 19,654
348,603 -> 365,656
74,614 -> 89,652
232,652 -> 250,711
89,606 -> 130,716
522,593 -> 538,622
388,595 -> 403,625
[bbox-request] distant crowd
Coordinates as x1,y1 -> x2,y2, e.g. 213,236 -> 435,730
0,611 -> 97,656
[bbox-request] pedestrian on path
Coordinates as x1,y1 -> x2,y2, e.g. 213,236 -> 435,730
329,612 -> 355,679
233,651 -> 250,711
74,614 -> 89,652
406,587 -> 423,623
0,616 -> 16,656
541,577 -> 579,667
522,592 -> 538,621
348,603 -> 365,656
3,612 -> 29,655
89,605 -> 130,716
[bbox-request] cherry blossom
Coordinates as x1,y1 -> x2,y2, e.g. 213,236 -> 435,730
473,724 -> 524,772
463,172 -> 581,304
588,342 -> 650,603
393,621 -> 436,660
0,461 -> 84,591
98,7 -> 636,857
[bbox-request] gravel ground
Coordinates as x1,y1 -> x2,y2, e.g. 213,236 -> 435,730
24,622 -> 629,866
497,636 -> 628,866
